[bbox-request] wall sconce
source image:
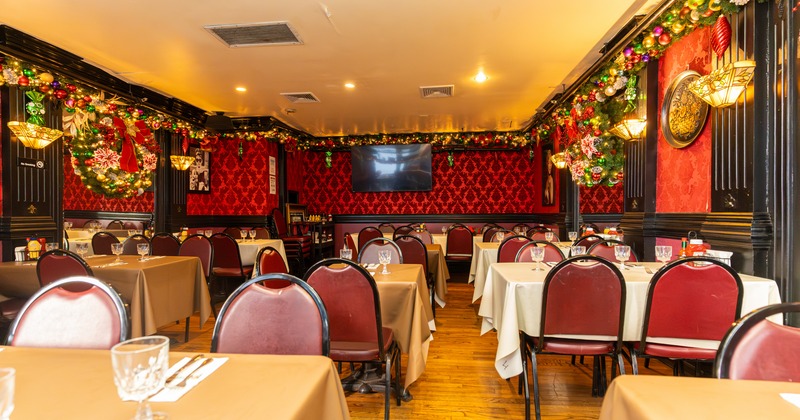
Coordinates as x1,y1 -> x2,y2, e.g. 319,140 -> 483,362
7,121 -> 63,149
609,118 -> 647,140
170,155 -> 195,170
687,60 -> 756,108
550,151 -> 567,169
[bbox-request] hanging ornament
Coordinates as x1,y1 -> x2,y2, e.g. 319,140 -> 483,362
711,15 -> 732,57
238,139 -> 243,160
447,151 -> 454,167
325,151 -> 332,168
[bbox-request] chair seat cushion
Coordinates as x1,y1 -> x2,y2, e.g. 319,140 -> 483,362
330,328 -> 395,362
213,267 -> 249,277
531,337 -> 615,355
445,255 -> 472,262
636,342 -> 718,360
0,298 -> 25,319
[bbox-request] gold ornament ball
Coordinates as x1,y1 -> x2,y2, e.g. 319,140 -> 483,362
96,174 -> 106,181
671,22 -> 685,34
642,36 -> 656,49
39,72 -> 54,84
709,0 -> 722,11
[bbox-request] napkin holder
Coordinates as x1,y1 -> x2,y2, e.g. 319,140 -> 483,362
705,249 -> 732,266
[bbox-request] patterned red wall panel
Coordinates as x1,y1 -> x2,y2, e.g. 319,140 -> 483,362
187,139 -> 279,215
656,27 -> 712,213
286,150 -> 304,195
301,149 -> 546,215
580,185 -> 623,214
63,156 -> 154,212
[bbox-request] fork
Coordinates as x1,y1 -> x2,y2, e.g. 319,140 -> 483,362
171,358 -> 213,388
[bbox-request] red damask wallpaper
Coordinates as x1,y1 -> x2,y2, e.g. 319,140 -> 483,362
63,156 -> 154,212
301,149 -> 548,215
656,27 -> 712,213
580,185 -> 623,214
187,139 -> 279,215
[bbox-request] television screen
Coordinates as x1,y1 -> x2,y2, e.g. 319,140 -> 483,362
351,144 -> 433,192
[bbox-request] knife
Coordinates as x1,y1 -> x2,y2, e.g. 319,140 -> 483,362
165,354 -> 203,384
170,358 -> 213,388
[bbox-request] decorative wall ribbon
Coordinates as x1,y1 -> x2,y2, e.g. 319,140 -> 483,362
113,117 -> 153,173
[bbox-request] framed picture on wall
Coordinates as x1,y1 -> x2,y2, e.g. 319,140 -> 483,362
542,145 -> 555,206
188,146 -> 211,193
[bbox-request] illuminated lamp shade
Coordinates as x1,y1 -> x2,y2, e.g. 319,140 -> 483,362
687,60 -> 756,108
170,155 -> 195,171
7,121 -> 63,149
550,151 -> 567,169
609,118 -> 647,140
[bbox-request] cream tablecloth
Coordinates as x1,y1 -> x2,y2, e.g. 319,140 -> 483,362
0,346 -> 350,419
0,255 -> 212,338
470,242 -> 499,300
66,228 -> 131,239
478,261 -> 782,379
235,238 -> 289,269
425,244 -> 449,307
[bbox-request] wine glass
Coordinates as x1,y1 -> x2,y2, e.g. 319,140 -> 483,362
248,229 -> 257,241
655,245 -> 672,266
239,229 -> 247,242
0,367 -> 15,420
137,243 -> 150,261
76,242 -> 89,259
614,245 -> 631,270
495,231 -> 505,243
570,245 -> 586,258
46,242 -> 58,252
128,229 -> 136,238
544,231 -> 554,242
521,226 -> 528,236
378,249 -> 392,275
530,246 -> 545,271
568,231 -> 578,242
340,248 -> 352,260
441,226 -> 447,235
204,230 -> 213,238
111,243 -> 124,263
111,336 -> 170,420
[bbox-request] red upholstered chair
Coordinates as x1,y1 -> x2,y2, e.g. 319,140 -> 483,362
107,220 -> 125,230
358,237 -> 403,265
520,255 -> 626,420
179,234 -> 214,338
395,235 -> 435,316
588,240 -> 639,262
377,223 -> 396,235
253,226 -> 271,239
483,227 -> 502,242
497,235 -> 532,262
573,234 -> 604,247
715,303 -> 800,381
358,226 -> 383,250
211,273 -> 329,356
392,225 -> 414,240
490,229 -> 514,243
36,249 -> 94,288
91,231 -> 120,255
5,276 -> 128,349
210,233 -> 254,298
270,208 -> 312,273
343,233 -> 357,255
515,241 -> 566,263
151,232 -> 181,256
631,256 -> 743,375
253,246 -> 290,289
408,229 -> 433,245
303,259 -> 402,419
528,230 -> 560,242
121,234 -> 151,255
445,225 -> 473,263
223,227 -> 242,238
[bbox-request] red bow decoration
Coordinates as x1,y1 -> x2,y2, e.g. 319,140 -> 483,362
113,117 -> 153,173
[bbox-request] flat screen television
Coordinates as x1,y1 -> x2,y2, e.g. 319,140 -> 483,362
351,144 -> 433,192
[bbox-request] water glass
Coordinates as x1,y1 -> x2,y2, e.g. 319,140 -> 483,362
204,230 -> 213,238
614,245 -> 631,269
46,242 -> 58,252
655,245 -> 672,266
378,249 -> 392,275
495,231 -> 505,242
128,229 -> 136,238
76,242 -> 89,259
544,231 -> 554,242
0,368 -> 15,420
340,248 -> 353,260
111,336 -> 170,420
568,231 -> 578,242
137,243 -> 150,261
530,246 -> 546,271
239,230 -> 247,242
441,226 -> 447,234
570,245 -> 586,257
111,243 -> 124,262
249,229 -> 257,241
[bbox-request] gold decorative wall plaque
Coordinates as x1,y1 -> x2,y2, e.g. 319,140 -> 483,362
661,70 -> 709,149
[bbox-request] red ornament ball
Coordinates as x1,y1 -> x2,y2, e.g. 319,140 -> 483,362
66,84 -> 77,93
658,33 -> 672,46
17,75 -> 29,86
54,89 -> 68,99
39,85 -> 51,93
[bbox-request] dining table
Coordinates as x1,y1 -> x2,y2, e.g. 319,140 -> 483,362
65,228 -> 131,239
0,346 -> 350,419
599,375 -> 800,419
0,255 -> 212,338
478,261 -> 782,379
235,238 -> 289,269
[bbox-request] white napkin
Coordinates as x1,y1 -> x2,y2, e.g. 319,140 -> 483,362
150,357 -> 228,402
616,263 -> 646,272
780,393 -> 800,409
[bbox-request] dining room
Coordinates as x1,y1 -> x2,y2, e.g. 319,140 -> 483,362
0,0 -> 799,418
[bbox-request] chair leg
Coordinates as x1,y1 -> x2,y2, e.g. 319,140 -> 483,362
631,352 -> 639,375
571,355 -> 576,365
531,350 -> 541,420
394,345 -> 403,405
644,358 -> 651,369
521,337 -> 530,420
384,353 -> 391,420
184,316 -> 190,342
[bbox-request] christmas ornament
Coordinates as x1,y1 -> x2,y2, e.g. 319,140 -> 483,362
711,15 -> 732,57
325,151 -> 332,168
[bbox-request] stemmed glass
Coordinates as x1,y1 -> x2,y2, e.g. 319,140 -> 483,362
530,246 -> 545,271
614,245 -> 631,270
111,336 -> 170,420
111,243 -> 124,263
137,243 -> 150,261
378,250 -> 392,275
204,230 -> 213,238
570,245 -> 586,258
0,368 -> 15,420
239,230 -> 247,242
544,231 -> 554,242
64,221 -> 73,231
495,231 -> 505,243
76,242 -> 89,259
340,248 -> 352,260
441,226 -> 447,235
248,229 -> 257,241
568,231 -> 578,242
655,245 -> 672,266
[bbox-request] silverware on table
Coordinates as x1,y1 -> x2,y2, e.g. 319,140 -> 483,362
170,358 -> 214,388
165,354 -> 203,384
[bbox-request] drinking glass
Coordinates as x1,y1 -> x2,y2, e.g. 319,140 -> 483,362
570,245 -> 586,257
46,242 -> 58,252
614,245 -> 631,270
441,226 -> 447,235
137,243 -> 150,261
544,231 -> 554,242
76,242 -> 89,259
112,243 -> 124,263
0,368 -> 15,420
530,246 -> 545,271
128,229 -> 136,238
568,231 -> 578,242
521,226 -> 528,236
249,229 -> 257,241
513,227 -> 520,235
64,221 -> 72,231
340,248 -> 353,260
655,245 -> 672,266
495,231 -> 505,242
378,250 -> 391,275
239,230 -> 247,242
111,336 -> 170,420
204,230 -> 213,238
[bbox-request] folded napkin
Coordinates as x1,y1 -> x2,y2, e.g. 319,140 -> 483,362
616,263 -> 647,272
150,357 -> 228,402
93,261 -> 128,268
780,393 -> 800,409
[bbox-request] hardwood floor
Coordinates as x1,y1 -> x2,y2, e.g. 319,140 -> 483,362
164,281 -> 670,419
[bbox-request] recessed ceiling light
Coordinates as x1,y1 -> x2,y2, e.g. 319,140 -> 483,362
344,82 -> 356,89
473,71 -> 488,83
235,86 -> 247,92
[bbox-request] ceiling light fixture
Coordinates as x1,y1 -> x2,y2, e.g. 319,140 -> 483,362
609,118 -> 647,140
235,86 -> 247,92
344,82 -> 355,89
473,70 -> 488,83
687,60 -> 756,108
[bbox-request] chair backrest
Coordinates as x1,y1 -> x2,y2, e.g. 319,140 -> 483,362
358,237 -> 403,265
483,227 -> 502,242
303,259 -> 386,356
270,208 -> 289,238
497,235 -> 532,262
516,241 -> 565,263
357,226 -> 383,250
179,234 -> 214,278
253,226 -> 271,239
537,255 -> 626,350
640,256 -> 743,347
6,276 -> 128,349
36,249 -> 94,288
587,240 -> 639,262
394,235 -> 428,273
223,227 -> 242,238
83,219 -> 101,228
254,246 -> 289,276
210,233 -> 245,272
107,220 -> 125,229
480,223 -> 500,234
343,233 -> 357,253
573,234 -> 604,247
408,229 -> 433,245
377,223 -> 395,234
91,232 -> 120,255
715,303 -> 800,381
151,232 -> 181,256
490,229 -> 513,243
211,273 -> 329,356
446,226 -> 474,258
392,225 -> 415,240
122,234 -> 151,255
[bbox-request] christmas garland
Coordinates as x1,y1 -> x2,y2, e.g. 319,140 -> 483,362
297,131 -> 532,151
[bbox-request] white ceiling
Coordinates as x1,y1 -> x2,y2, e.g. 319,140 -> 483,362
1,1 -> 656,137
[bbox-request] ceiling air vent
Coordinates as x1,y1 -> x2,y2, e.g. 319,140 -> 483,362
280,92 -> 320,103
420,85 -> 454,98
205,22 -> 302,47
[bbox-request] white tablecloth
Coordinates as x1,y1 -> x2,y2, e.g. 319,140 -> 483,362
470,242 -> 499,301
65,228 -> 131,239
236,239 -> 289,269
478,261 -> 783,379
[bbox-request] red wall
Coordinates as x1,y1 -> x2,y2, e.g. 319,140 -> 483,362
580,185 -> 623,214
301,147 -> 553,215
656,27 -> 712,213
63,156 -> 154,212
187,139 -> 279,215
